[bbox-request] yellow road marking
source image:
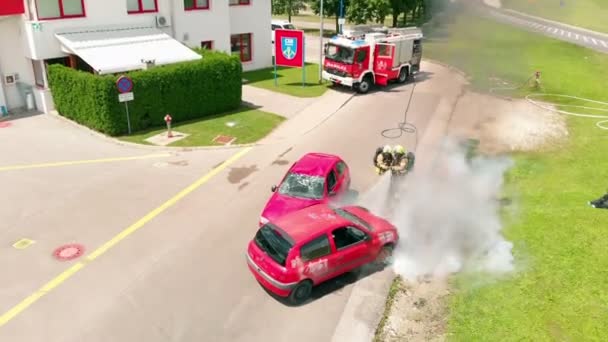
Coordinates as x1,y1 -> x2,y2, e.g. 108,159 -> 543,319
0,153 -> 172,172
0,147 -> 253,328
12,239 -> 35,250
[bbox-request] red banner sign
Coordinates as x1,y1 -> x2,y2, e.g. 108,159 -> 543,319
274,29 -> 305,68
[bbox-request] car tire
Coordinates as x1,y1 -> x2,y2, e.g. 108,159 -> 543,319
374,244 -> 394,267
289,280 -> 313,305
397,67 -> 409,84
356,76 -> 372,94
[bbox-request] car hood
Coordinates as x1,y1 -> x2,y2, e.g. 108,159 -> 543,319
262,193 -> 323,222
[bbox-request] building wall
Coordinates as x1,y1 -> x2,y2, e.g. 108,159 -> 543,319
0,0 -> 272,112
0,17 -> 36,111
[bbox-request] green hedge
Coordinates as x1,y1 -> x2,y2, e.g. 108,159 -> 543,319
48,50 -> 242,136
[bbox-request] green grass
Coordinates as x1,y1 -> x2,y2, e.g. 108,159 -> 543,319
503,0 -> 608,34
273,14 -> 397,28
243,63 -> 329,98
373,276 -> 405,342
119,107 -> 285,147
423,7 -> 608,341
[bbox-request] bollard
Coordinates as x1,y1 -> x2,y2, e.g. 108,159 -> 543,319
164,114 -> 173,138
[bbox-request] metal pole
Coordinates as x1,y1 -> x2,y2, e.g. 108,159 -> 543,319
302,36 -> 306,87
318,0 -> 324,84
125,102 -> 131,134
339,0 -> 344,34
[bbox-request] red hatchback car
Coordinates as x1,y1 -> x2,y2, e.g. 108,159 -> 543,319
247,203 -> 399,304
259,153 -> 351,227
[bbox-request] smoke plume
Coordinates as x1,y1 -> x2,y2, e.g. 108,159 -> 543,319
358,139 -> 516,281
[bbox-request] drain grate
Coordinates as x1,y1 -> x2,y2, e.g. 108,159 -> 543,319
213,135 -> 236,145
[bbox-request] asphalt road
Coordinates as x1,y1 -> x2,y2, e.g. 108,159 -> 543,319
0,61 -> 466,342
486,8 -> 608,54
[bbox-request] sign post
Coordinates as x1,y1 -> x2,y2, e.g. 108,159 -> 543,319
274,29 -> 306,88
116,75 -> 134,134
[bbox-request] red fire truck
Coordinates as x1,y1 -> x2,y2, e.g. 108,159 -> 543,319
322,26 -> 423,94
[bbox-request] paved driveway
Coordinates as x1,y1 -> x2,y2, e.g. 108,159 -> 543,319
0,61 -> 467,342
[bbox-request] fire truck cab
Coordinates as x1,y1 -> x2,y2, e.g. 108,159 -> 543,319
322,26 -> 423,94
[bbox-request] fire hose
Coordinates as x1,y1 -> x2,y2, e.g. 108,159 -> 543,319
381,75 -> 419,151
490,72 -> 608,130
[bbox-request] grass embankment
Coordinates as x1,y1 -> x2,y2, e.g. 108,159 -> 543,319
422,8 -> 608,341
243,63 -> 328,98
119,107 -> 284,147
503,0 -> 608,34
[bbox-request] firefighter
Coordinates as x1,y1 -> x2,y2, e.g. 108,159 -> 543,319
391,145 -> 415,175
374,145 -> 394,175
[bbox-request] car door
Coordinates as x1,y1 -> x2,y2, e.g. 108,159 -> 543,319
373,43 -> 395,86
298,233 -> 334,284
334,161 -> 349,194
326,169 -> 339,198
327,226 -> 372,277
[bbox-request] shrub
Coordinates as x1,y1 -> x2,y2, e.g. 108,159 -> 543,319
48,50 -> 242,136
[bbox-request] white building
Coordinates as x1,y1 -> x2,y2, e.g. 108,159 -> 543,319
0,0 -> 272,115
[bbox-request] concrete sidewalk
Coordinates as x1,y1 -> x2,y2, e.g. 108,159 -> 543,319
242,85 -> 316,119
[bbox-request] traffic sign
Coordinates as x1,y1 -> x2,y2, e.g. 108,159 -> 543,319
116,76 -> 133,94
118,92 -> 134,102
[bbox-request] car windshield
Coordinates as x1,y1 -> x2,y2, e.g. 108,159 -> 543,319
278,173 -> 325,199
334,207 -> 374,231
254,224 -> 294,267
325,43 -> 355,64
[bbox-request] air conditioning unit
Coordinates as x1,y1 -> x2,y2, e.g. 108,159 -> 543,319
155,15 -> 171,28
3,74 -> 17,85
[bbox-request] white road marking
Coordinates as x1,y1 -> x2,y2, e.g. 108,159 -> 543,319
560,29 -> 565,36
552,28 -> 558,34
545,26 -> 552,32
591,38 -> 598,45
601,40 -> 608,48
533,23 -> 542,28
583,36 -> 589,43
568,31 -> 572,38
575,33 -> 580,40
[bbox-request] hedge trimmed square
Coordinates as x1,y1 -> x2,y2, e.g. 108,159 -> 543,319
48,50 -> 242,136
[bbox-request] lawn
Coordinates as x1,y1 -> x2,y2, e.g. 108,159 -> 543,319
119,107 -> 284,147
243,63 -> 329,98
503,0 -> 608,34
273,14 -> 398,28
422,6 -> 608,341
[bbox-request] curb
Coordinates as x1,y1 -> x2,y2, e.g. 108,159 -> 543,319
502,8 -> 608,40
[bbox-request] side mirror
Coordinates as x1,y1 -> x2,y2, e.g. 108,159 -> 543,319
271,185 -> 277,192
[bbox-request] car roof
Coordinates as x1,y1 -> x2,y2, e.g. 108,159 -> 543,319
272,19 -> 291,25
289,153 -> 342,176
274,204 -> 350,243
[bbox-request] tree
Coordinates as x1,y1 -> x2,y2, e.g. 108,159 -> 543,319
272,0 -> 306,22
311,0 -> 351,33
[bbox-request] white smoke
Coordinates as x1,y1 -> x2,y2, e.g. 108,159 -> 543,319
359,138 -> 516,281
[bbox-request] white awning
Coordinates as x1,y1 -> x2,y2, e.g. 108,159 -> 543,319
55,26 -> 202,75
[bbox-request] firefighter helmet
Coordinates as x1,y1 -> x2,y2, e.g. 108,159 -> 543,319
383,145 -> 392,154
393,145 -> 406,155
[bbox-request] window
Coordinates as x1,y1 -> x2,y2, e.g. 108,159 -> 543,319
378,44 -> 393,57
127,0 -> 157,13
332,227 -> 367,250
300,235 -> 331,261
36,0 -> 85,19
254,224 -> 294,267
333,207 -> 374,231
229,0 -> 250,5
356,50 -> 367,63
327,171 -> 337,193
336,162 -> 347,177
278,173 -> 325,200
231,33 -> 252,62
32,60 -> 45,88
184,0 -> 209,10
201,41 -> 213,50
272,24 -> 280,31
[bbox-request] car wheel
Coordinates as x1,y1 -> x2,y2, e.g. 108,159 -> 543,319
289,280 -> 313,305
397,68 -> 409,84
374,244 -> 394,267
356,76 -> 372,94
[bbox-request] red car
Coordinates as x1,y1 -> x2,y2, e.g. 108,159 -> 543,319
247,203 -> 399,304
259,152 -> 351,227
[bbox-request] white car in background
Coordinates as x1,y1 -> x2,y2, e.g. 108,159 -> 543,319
272,19 -> 297,44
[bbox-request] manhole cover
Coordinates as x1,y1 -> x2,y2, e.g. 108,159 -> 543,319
213,135 -> 236,145
0,122 -> 11,128
53,244 -> 85,261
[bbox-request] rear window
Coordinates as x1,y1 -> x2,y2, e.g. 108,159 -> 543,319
334,208 -> 374,231
254,224 -> 294,266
